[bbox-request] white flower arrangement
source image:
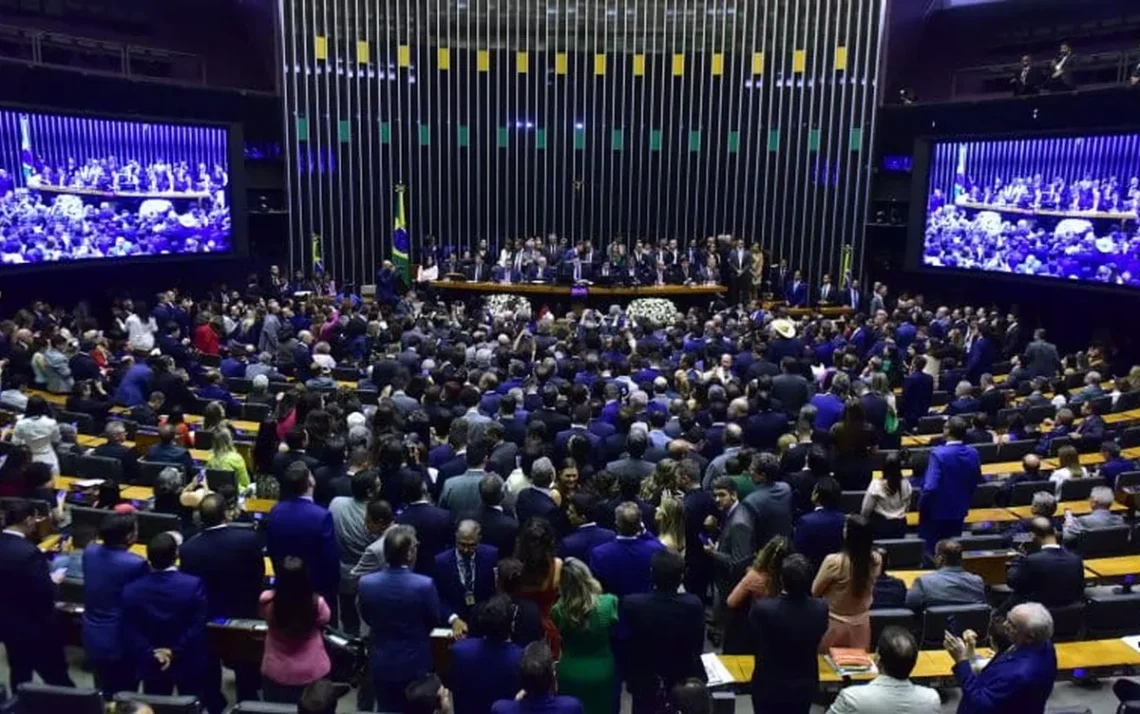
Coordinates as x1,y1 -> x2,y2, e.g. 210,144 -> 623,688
627,297 -> 679,326
484,293 -> 532,321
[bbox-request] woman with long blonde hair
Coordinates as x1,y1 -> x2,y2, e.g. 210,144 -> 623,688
726,535 -> 791,610
655,494 -> 686,556
552,558 -> 618,714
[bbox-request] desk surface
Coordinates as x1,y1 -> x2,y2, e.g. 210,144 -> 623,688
55,475 -> 276,514
905,507 -> 1019,528
75,434 -> 213,463
1084,555 -> 1140,579
1007,499 -> 1128,519
37,533 -> 275,577
431,280 -> 725,297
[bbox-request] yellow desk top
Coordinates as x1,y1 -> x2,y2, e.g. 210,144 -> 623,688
56,475 -> 277,514
904,507 -> 1019,528
892,569 -> 929,589
75,434 -> 211,463
37,535 -> 274,578
1007,500 -> 1127,519
1084,555 -> 1140,579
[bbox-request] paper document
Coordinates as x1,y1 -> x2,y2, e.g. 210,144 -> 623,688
701,653 -> 735,686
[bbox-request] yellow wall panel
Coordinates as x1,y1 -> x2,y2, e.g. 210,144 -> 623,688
438,47 -> 451,70
397,45 -> 411,68
594,53 -> 606,76
672,53 -> 685,76
752,51 -> 764,75
356,40 -> 369,64
477,49 -> 491,72
711,53 -> 724,76
793,49 -> 806,73
314,35 -> 327,61
835,46 -> 848,71
632,54 -> 646,76
517,51 -> 529,73
554,53 -> 568,75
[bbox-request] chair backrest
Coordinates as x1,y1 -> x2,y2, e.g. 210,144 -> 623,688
357,389 -> 379,406
1010,479 -> 1053,507
241,402 -> 271,423
1089,394 -> 1114,415
872,538 -> 925,569
76,454 -> 122,482
1025,404 -> 1057,425
839,491 -> 866,515
972,443 -> 999,463
995,439 -> 1037,463
227,377 -> 252,394
193,430 -> 214,451
920,603 -> 992,647
1075,523 -> 1131,559
957,534 -> 1008,551
1047,436 -> 1072,457
58,576 -> 84,604
917,416 -> 946,435
870,608 -> 917,645
56,409 -> 96,435
0,497 -> 50,518
333,366 -> 360,382
113,692 -> 202,714
996,408 -> 1021,428
138,461 -> 185,487
1117,470 -> 1140,492
136,511 -> 182,543
16,684 -> 103,714
69,505 -> 108,534
970,482 -> 1002,509
931,391 -> 950,407
1084,591 -> 1140,638
229,703 -> 298,713
1046,601 -> 1085,642
206,469 -> 237,491
1121,426 -> 1140,449
1058,476 -> 1105,503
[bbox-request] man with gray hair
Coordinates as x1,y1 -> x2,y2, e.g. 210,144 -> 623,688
945,602 -> 1057,712
245,351 -> 281,381
606,429 -> 656,482
703,423 -> 744,489
92,419 -> 140,484
827,627 -> 939,713
515,456 -> 566,534
432,519 -> 496,626
1062,485 -> 1125,543
588,501 -> 666,597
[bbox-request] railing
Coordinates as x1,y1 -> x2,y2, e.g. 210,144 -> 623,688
950,49 -> 1138,99
0,23 -> 207,86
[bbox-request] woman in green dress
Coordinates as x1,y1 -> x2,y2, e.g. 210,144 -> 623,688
551,557 -> 618,714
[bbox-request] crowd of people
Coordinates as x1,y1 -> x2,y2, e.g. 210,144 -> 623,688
934,173 -> 1140,216
23,156 -> 228,197
0,266 -> 1136,713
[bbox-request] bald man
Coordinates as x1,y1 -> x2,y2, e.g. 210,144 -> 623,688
432,520 -> 497,626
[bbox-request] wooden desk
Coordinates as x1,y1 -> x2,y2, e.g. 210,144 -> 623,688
905,507 -> 1019,528
75,434 -> 212,463
893,569 -> 930,589
183,413 -> 262,433
431,280 -> 726,298
1084,555 -> 1140,580
1007,500 -> 1127,519
57,475 -> 277,514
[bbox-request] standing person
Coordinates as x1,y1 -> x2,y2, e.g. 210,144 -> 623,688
11,396 -> 61,477
740,452 -> 793,553
726,535 -> 790,613
812,515 -> 881,652
328,471 -> 380,634
433,520 -> 497,627
829,400 -> 876,491
513,517 -> 564,658
551,558 -> 619,714
258,556 -> 332,704
180,495 -> 265,706
708,477 -> 756,654
82,512 -> 150,698
622,550 -> 705,714
0,501 -> 73,690
121,534 -> 211,706
727,238 -> 751,306
588,502 -> 666,598
917,417 -> 983,558
125,301 -> 158,353
825,627 -> 940,713
1023,329 -> 1059,379
449,596 -> 524,714
266,462 -> 341,620
359,525 -> 445,712
749,554 -> 829,714
490,642 -> 584,714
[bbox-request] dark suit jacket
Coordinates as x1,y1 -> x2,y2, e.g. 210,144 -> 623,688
589,534 -> 666,598
902,371 -> 937,421
558,524 -> 617,563
121,570 -> 209,680
266,498 -> 340,598
92,442 -> 140,485
499,417 -> 528,448
0,532 -> 62,645
359,567 -> 442,684
270,450 -> 320,485
793,508 -> 846,571
529,408 -> 571,439
978,388 -> 1007,420
622,591 -> 705,690
772,373 -> 811,417
515,488 -> 567,536
397,501 -> 455,575
554,426 -> 603,468
741,482 -> 794,552
433,545 -> 498,622
146,443 -> 194,473
952,641 -> 1056,714
1006,546 -> 1085,610
785,281 -> 809,307
711,503 -> 755,599
81,544 -> 150,661
491,695 -> 584,714
450,637 -> 523,714
180,524 -> 265,619
488,442 -> 519,480
1024,339 -> 1060,379
749,594 -> 830,704
476,505 -> 519,560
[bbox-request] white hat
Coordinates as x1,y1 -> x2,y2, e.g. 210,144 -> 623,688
771,319 -> 796,339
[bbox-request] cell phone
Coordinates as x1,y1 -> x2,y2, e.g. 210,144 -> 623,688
946,615 -> 961,637
698,532 -> 712,547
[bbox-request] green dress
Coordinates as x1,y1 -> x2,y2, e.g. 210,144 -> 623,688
551,593 -> 619,714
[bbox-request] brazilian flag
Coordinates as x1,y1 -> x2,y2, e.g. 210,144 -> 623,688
392,185 -> 410,284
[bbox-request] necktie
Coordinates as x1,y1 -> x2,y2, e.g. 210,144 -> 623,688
461,556 -> 474,592
575,263 -> 580,281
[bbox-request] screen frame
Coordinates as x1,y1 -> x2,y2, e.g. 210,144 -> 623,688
0,102 -> 248,275
906,127 -> 1140,297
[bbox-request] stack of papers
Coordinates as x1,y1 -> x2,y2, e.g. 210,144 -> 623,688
1121,635 -> 1140,655
825,648 -> 879,678
701,653 -> 736,686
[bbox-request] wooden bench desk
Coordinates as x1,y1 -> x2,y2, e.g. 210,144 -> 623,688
56,475 -> 277,514
1007,500 -> 1127,519
1083,555 -> 1140,580
905,508 -> 1019,528
75,434 -> 214,463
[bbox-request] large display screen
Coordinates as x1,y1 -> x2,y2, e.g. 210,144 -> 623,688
920,133 -> 1140,287
0,109 -> 233,266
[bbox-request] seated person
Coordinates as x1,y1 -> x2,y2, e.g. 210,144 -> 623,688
1061,486 -> 1125,544
1002,517 -> 1084,614
130,390 -> 166,427
65,379 -> 113,426
146,423 -> 194,473
870,546 -> 907,610
305,364 -> 337,390
962,413 -> 994,445
0,374 -> 30,411
1097,441 -> 1136,489
245,352 -> 284,382
1004,490 -> 1058,547
92,420 -> 140,484
1036,408 -> 1075,457
245,374 -> 275,406
562,256 -> 593,283
526,256 -> 554,282
674,256 -> 698,285
998,454 -> 1044,507
196,370 -> 240,410
944,381 -> 982,416
465,254 -> 491,282
904,538 -> 986,612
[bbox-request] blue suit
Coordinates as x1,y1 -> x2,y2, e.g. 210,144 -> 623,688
492,695 -> 585,714
952,641 -> 1056,714
265,498 -> 340,603
433,545 -> 498,622
559,525 -> 617,563
397,501 -> 454,575
359,567 -> 443,711
121,570 -> 210,695
114,363 -> 153,407
902,371 -> 935,426
450,638 -> 523,714
793,508 -> 847,571
82,544 -> 150,693
588,534 -> 666,598
0,532 -> 72,689
785,281 -> 809,307
918,442 -> 983,554
809,393 -> 845,432
554,426 -> 602,468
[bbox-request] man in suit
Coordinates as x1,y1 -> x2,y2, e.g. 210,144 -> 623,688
1047,41 -> 1075,91
1003,517 -> 1085,613
741,452 -> 794,552
785,270 -> 809,307
490,642 -> 584,714
449,595 -> 524,714
271,426 -> 321,485
529,386 -> 571,437
440,443 -> 491,523
266,461 -> 341,616
904,539 -> 986,612
180,494 -> 265,706
945,602 -> 1057,713
145,423 -> 194,474
359,525 -> 449,712
793,477 -> 846,572
708,476 -> 756,654
1061,486 -> 1124,544
622,550 -> 705,714
0,501 -> 73,689
828,627 -> 940,713
845,279 -> 863,312
484,421 -> 519,480
433,520 -> 497,628
554,404 -> 602,465
1010,54 -> 1043,96
498,394 -> 528,448
901,356 -> 935,430
703,423 -> 744,489
748,554 -> 829,713
559,492 -> 616,562
396,471 -> 454,574
466,253 -> 490,283
83,512 -> 150,697
727,238 -> 751,306
816,273 -> 836,305
515,457 -> 568,535
605,429 -> 656,482
1097,441 -> 1136,489
92,419 -> 140,484
121,533 -> 211,705
1024,329 -> 1060,379
869,283 -> 888,315
475,474 -> 519,560
944,381 -> 982,417
976,373 -> 1007,421
769,258 -> 791,298
772,356 -> 812,418
589,501 -> 665,598
918,417 -> 983,558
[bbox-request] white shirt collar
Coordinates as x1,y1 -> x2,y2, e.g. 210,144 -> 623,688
2,529 -> 26,539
